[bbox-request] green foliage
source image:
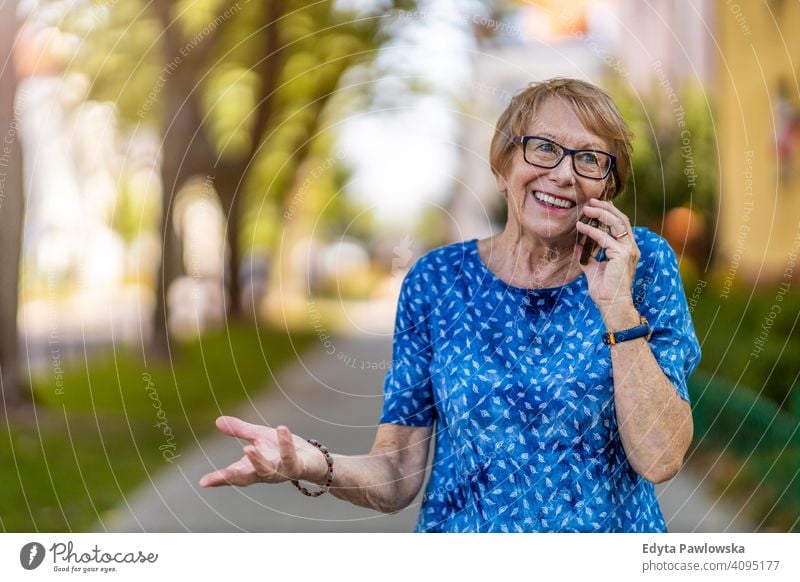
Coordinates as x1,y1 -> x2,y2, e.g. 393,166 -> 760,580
689,280 -> 800,410
243,4 -> 387,216
174,0 -> 230,38
111,179 -> 160,245
691,373 -> 798,454
608,79 -> 718,247
65,3 -> 164,124
203,63 -> 260,159
1,325 -> 312,532
66,0 -> 419,259
687,278 -> 799,531
688,372 -> 799,531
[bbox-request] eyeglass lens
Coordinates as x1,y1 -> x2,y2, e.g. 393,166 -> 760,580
524,138 -> 611,178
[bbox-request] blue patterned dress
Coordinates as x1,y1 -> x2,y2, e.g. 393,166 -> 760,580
380,227 -> 701,532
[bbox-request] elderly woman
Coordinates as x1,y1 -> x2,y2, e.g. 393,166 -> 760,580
200,78 -> 701,533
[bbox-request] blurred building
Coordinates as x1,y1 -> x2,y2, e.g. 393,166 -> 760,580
617,0 -> 800,282
616,0 -> 715,89
713,0 -> 800,283
452,0 -> 800,284
446,1 -> 610,240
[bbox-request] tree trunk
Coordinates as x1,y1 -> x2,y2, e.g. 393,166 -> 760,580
149,85 -> 214,358
150,93 -> 215,357
216,0 -> 284,320
218,171 -> 243,320
0,0 -> 26,406
149,0 -> 216,358
149,0 -> 288,327
150,193 -> 181,360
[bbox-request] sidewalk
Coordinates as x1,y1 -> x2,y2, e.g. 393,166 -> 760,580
102,333 -> 419,532
101,334 -> 751,533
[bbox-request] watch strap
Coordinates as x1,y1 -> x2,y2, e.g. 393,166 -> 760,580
602,315 -> 651,345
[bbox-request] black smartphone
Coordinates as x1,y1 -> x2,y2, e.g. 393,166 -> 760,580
578,192 -> 611,265
578,215 -> 599,265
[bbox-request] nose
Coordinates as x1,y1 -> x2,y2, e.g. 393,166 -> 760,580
547,154 -> 576,184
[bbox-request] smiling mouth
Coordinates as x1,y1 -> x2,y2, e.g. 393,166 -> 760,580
532,190 -> 576,209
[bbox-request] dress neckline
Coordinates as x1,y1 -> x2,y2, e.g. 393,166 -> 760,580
468,238 -> 586,293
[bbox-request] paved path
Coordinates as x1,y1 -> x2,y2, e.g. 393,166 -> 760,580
101,335 -> 751,533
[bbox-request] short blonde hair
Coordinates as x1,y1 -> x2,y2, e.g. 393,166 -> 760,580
489,78 -> 634,199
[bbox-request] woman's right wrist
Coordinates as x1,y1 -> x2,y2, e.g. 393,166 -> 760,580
305,449 -> 336,486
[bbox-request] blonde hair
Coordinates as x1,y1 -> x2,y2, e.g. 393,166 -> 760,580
489,78 -> 634,199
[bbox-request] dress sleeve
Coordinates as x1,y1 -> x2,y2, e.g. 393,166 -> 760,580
633,234 -> 702,403
379,260 -> 437,427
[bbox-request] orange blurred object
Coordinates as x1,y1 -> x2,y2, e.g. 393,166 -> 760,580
663,206 -> 705,267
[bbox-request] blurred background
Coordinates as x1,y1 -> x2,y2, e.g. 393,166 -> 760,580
0,0 -> 798,533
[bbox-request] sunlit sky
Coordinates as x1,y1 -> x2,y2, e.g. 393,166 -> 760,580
335,0 -> 621,227
336,0 -> 476,226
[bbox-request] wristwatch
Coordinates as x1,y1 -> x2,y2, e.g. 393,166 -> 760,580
602,315 -> 651,345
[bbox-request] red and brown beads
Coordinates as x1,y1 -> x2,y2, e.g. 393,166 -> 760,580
290,438 -> 334,497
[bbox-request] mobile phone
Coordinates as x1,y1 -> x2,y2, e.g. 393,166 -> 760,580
578,215 -> 599,265
578,191 -> 612,264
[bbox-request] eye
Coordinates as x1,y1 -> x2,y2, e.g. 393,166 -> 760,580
575,152 -> 600,166
534,141 -> 559,155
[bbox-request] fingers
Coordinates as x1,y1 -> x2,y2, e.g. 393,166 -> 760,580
575,218 -> 622,253
241,426 -> 298,482
582,199 -> 631,238
202,420 -> 302,487
199,469 -> 231,488
199,458 -> 254,488
215,416 -> 263,443
588,196 -> 629,219
198,443 -> 283,488
277,425 -> 301,475
243,445 -> 277,479
578,198 -> 639,262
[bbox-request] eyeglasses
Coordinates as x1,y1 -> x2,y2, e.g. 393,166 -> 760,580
511,135 -> 616,180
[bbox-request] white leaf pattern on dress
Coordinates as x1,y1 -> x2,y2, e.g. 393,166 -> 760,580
380,227 -> 701,532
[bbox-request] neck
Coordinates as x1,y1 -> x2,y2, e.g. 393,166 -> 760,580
483,224 -> 580,288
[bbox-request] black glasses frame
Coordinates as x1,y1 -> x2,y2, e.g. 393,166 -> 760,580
511,135 -> 617,180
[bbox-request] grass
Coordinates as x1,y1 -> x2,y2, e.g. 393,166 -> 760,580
1,324 -> 312,532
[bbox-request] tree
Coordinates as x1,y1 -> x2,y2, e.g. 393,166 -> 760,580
72,0 -> 416,355
0,0 -> 26,405
608,77 -> 717,266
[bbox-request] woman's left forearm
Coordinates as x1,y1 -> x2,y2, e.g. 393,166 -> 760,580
601,301 -> 693,484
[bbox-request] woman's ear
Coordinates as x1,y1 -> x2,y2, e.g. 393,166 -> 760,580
494,172 -> 508,198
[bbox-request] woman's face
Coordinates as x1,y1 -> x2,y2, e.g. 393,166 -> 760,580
495,97 -> 612,245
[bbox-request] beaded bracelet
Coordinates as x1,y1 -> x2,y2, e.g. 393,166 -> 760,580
290,438 -> 334,497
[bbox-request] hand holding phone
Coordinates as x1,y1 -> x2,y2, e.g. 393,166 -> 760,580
578,192 -> 611,265
578,215 -> 599,265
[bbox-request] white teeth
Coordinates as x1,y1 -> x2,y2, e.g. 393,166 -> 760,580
533,191 -> 575,209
